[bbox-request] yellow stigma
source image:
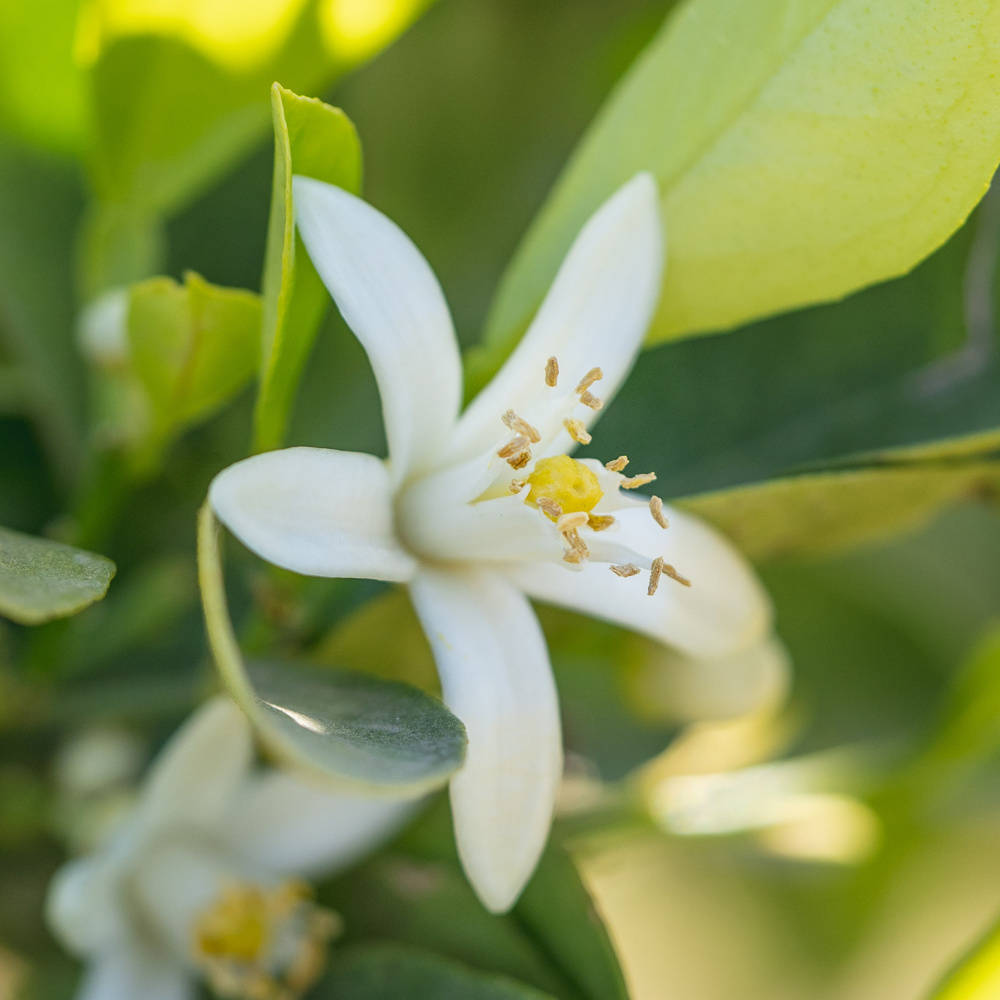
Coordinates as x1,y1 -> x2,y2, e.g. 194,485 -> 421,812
195,884 -> 272,963
526,456 -> 603,520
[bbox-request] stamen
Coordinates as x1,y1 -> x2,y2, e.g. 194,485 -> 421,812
663,563 -> 692,587
587,514 -> 615,531
545,356 -> 559,387
502,409 -> 541,444
575,367 -> 603,392
508,478 -> 527,494
648,557 -> 664,596
649,495 -> 669,529
564,418 -> 592,445
508,450 -> 532,470
611,563 -> 640,578
579,390 -> 603,410
537,497 -> 563,521
605,455 -> 629,473
557,511 -> 589,532
621,472 -> 656,489
497,435 -> 529,459
561,528 -> 589,563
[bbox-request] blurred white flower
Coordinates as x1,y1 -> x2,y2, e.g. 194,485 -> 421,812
47,697 -> 414,1000
209,172 -> 773,912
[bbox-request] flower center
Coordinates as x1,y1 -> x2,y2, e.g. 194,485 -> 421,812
192,881 -> 340,1000
525,455 -> 603,519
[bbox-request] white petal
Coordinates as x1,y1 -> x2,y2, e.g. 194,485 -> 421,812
210,447 -> 417,581
229,771 -> 420,878
506,504 -> 771,659
137,697 -> 252,835
635,634 -> 791,723
450,173 -> 663,460
76,947 -> 193,1000
47,856 -> 130,957
409,568 -> 561,913
293,176 -> 463,484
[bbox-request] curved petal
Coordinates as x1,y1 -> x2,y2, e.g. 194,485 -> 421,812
76,946 -> 193,1000
209,447 -> 417,582
46,855 -> 130,957
138,697 -> 252,835
505,504 -> 771,659
230,771 -> 419,878
409,568 -> 562,914
450,173 -> 663,460
293,176 -> 462,484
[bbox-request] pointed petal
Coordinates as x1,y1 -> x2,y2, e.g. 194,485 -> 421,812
76,947 -> 193,1000
230,772 -> 419,878
293,176 -> 462,484
451,173 -> 662,460
409,568 -> 561,913
138,697 -> 252,835
506,503 -> 771,660
210,447 -> 417,581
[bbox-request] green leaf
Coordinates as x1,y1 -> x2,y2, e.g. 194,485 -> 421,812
253,84 -> 362,451
928,911 -> 1000,1000
321,944 -> 557,1000
479,0 -> 1000,375
197,504 -> 466,792
0,525 -> 115,625
678,453 -> 1000,563
125,271 -> 261,467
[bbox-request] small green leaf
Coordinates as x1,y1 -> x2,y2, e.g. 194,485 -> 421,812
679,454 -> 1000,563
126,271 -> 261,465
928,911 -> 1000,1000
480,0 -> 1000,374
197,504 -> 466,792
253,84 -> 362,452
321,944 -> 556,1000
0,525 -> 116,625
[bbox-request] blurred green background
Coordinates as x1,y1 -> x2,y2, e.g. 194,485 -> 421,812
3,1 -> 1000,998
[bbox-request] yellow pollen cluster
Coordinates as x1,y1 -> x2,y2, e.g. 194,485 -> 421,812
193,881 -> 339,1000
525,456 -> 603,521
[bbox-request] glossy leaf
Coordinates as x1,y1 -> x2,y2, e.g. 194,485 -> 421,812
0,525 -> 115,625
480,0 -> 1000,373
253,84 -> 362,451
197,504 -> 466,792
321,944 -> 556,1000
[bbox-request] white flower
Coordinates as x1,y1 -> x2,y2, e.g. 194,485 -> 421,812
47,698 -> 413,1000
208,172 -> 773,912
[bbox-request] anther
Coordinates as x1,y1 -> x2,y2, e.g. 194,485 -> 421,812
508,478 -> 527,494
587,514 -> 615,531
579,390 -> 603,410
663,563 -> 692,587
605,455 -> 629,473
621,472 -> 656,489
508,451 -> 531,470
545,357 -> 559,387
649,496 -> 669,529
648,557 -> 664,595
611,563 -> 640,578
562,528 -> 589,563
564,418 -> 592,445
497,435 -> 529,459
502,409 -> 541,443
537,497 -> 563,520
576,367 -> 603,393
557,511 -> 589,532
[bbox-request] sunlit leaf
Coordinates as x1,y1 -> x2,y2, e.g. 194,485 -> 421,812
0,525 -> 116,625
928,911 -> 1000,1000
254,84 -> 362,451
197,504 -> 466,791
479,0 -> 1000,376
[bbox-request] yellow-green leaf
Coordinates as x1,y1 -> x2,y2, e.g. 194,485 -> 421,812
929,911 -> 1000,999
253,84 -> 362,452
480,0 -> 1000,375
